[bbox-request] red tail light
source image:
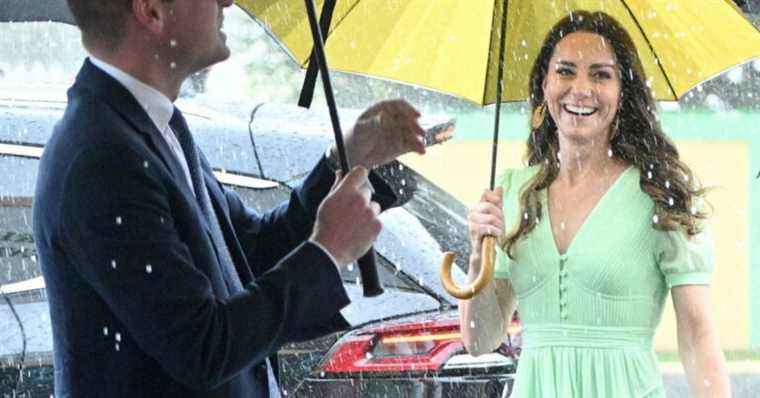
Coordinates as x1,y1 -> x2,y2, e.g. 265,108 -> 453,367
320,319 -> 463,374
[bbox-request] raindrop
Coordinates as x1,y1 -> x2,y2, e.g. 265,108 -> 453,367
560,222 -> 566,230
652,214 -> 659,224
607,149 -> 613,157
115,332 -> 122,342
103,326 -> 109,336
111,259 -> 117,269
521,39 -> 527,47
523,212 -> 529,220
169,39 -> 177,48
170,62 -> 177,69
320,371 -> 326,377
143,160 -> 149,168
115,343 -> 120,351
690,206 -> 698,215
704,379 -> 711,387
160,217 -> 165,224
145,264 -> 153,274
115,216 -> 122,225
665,180 -> 671,189
647,171 -> 652,180
668,197 -> 674,207
347,263 -> 354,272
470,320 -> 476,329
365,352 -> 374,360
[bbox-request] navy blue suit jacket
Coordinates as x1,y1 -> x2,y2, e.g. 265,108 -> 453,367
32,60 -> 394,397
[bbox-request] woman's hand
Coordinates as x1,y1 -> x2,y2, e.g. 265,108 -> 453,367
467,187 -> 504,268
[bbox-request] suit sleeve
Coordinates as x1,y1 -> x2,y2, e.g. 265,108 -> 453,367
225,155 -> 398,275
59,144 -> 350,390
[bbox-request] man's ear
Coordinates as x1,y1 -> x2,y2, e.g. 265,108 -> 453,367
131,0 -> 170,35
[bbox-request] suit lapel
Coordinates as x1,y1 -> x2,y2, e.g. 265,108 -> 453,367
73,59 -> 211,235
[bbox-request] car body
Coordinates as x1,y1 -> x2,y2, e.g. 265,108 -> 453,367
0,90 -> 520,397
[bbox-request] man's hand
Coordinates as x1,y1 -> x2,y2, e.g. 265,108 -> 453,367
311,167 -> 382,267
330,99 -> 426,169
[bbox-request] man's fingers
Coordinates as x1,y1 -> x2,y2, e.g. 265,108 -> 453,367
370,201 -> 381,216
393,99 -> 421,118
341,166 -> 370,188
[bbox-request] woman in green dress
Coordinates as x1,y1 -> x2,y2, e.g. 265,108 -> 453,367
460,11 -> 730,398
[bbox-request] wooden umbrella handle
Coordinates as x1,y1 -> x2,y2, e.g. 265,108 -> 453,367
440,236 -> 496,299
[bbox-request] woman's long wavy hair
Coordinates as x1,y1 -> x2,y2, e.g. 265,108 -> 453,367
502,10 -> 708,259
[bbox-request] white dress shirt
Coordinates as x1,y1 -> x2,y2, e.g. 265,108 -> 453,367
89,57 -> 195,194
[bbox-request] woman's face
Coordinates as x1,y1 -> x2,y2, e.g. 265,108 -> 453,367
542,32 -> 622,145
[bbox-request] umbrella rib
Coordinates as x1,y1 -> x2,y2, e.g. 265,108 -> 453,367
316,0 -> 363,49
482,0 -> 503,105
618,0 -> 678,100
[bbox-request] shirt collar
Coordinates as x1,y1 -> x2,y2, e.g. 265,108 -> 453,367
89,56 -> 174,134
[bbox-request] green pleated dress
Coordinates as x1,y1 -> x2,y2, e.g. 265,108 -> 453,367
495,166 -> 714,398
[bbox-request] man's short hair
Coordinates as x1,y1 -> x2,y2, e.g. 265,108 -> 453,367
65,0 -> 133,48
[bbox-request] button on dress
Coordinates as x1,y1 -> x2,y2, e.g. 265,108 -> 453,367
495,166 -> 714,398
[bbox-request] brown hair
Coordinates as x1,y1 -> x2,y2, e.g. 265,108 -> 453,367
502,10 -> 708,259
65,0 -> 133,48
66,0 -> 173,49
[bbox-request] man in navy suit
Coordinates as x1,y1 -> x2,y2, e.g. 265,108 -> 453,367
32,0 -> 427,396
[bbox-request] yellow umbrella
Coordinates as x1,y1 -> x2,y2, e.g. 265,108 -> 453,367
239,0 -> 760,103
238,0 -> 760,298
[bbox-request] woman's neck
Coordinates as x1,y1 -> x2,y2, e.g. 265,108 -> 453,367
555,137 -> 623,187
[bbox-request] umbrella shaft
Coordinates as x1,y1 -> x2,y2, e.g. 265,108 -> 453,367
304,0 -> 349,173
490,0 -> 509,190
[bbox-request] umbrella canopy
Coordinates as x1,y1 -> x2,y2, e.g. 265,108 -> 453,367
239,0 -> 759,104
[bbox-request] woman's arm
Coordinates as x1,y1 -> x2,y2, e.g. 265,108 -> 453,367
672,284 -> 730,397
459,261 -> 517,356
458,187 -> 517,356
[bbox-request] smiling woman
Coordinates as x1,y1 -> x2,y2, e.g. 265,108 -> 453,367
460,10 -> 731,398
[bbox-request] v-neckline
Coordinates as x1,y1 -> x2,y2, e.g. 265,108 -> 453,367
543,166 -> 633,258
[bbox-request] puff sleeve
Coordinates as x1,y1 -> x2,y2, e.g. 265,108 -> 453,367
655,223 -> 715,288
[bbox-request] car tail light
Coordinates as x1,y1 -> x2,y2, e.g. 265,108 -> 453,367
319,319 -> 464,374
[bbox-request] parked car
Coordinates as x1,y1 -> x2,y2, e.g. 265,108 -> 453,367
0,88 -> 521,398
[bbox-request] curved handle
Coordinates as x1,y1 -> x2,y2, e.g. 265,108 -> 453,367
440,236 -> 496,299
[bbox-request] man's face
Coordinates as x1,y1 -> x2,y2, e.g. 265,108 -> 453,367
163,0 -> 234,74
